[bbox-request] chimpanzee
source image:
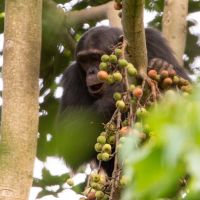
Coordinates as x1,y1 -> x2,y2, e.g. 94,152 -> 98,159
60,26 -> 189,120
59,26 -> 189,174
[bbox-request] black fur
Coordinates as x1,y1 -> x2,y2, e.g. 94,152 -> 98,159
61,26 -> 189,120
59,26 -> 189,174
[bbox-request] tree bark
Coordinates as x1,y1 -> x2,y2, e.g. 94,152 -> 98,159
0,0 -> 42,199
66,1 -> 121,28
162,0 -> 189,66
122,0 -> 147,76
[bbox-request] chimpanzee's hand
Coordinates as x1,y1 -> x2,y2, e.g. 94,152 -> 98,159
148,58 -> 174,72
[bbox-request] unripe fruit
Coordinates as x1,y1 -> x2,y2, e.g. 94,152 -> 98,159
160,70 -> 169,78
162,77 -> 173,87
97,153 -> 102,161
179,78 -> 189,86
181,85 -> 192,93
118,59 -> 128,68
108,123 -> 116,131
122,119 -> 128,126
99,62 -> 108,71
66,178 -> 74,186
113,71 -> 122,82
94,143 -> 103,152
97,135 -> 106,144
101,54 -> 109,62
129,84 -> 135,91
116,100 -> 126,110
102,144 -> 112,153
136,107 -> 147,118
134,122 -> 143,131
113,92 -> 122,101
127,64 -> 137,76
133,87 -> 143,98
156,74 -> 161,82
97,71 -> 109,81
95,191 -> 104,200
107,135 -> 115,144
182,92 -> 189,97
148,69 -> 157,79
119,136 -> 126,144
102,152 -> 110,161
143,124 -> 151,134
91,173 -> 100,182
91,182 -> 101,190
106,74 -> 115,85
115,48 -> 122,57
100,131 -> 107,136
120,176 -> 128,187
173,76 -> 179,84
109,54 -> 118,63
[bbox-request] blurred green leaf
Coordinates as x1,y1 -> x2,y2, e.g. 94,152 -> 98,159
55,109 -> 103,170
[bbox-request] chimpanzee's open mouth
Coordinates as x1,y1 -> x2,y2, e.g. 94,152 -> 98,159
88,83 -> 104,94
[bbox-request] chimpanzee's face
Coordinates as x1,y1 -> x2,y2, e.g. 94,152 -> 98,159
77,49 -> 106,96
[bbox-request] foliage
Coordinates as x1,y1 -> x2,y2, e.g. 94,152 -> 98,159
0,0 -> 200,199
121,87 -> 200,200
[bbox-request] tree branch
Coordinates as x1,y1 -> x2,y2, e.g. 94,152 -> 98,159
122,0 -> 148,77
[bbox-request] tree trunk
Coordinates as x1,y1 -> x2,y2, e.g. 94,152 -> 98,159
162,0 -> 188,66
0,0 -> 42,199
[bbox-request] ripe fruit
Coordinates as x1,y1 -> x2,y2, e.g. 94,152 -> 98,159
66,178 -> 74,186
113,71 -> 123,82
102,144 -> 112,153
127,64 -> 137,76
102,152 -> 110,161
148,69 -> 157,79
133,87 -> 143,98
99,62 -> 108,71
160,70 -> 169,78
168,69 -> 176,77
113,92 -> 122,101
87,192 -> 96,200
120,126 -> 129,136
162,77 -> 173,87
101,54 -> 109,62
115,48 -> 122,57
97,71 -> 109,81
118,59 -> 128,68
109,54 -> 118,63
116,100 -> 126,110
97,135 -> 106,144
